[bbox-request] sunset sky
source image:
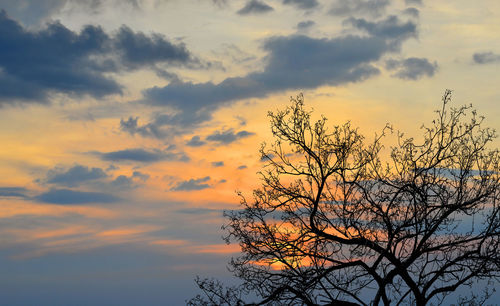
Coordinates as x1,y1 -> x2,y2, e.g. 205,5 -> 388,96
1,0 -> 500,304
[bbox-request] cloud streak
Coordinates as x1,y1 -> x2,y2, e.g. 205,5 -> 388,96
329,0 -> 390,17
35,189 -> 119,204
99,148 -> 189,163
171,176 -> 212,191
206,129 -> 254,145
0,187 -> 28,198
283,0 -> 319,10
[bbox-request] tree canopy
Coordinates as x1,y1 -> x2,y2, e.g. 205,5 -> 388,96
189,91 -> 500,305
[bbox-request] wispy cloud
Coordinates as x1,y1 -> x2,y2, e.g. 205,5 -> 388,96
206,129 -> 254,145
99,148 -> 189,163
237,0 -> 273,15
330,0 -> 390,17
283,0 -> 319,10
0,187 -> 28,198
35,189 -> 120,204
171,176 -> 212,191
386,57 -> 438,80
473,51 -> 500,64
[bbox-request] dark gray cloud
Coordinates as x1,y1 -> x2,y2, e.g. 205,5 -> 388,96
113,26 -> 192,69
143,15 -> 416,129
345,15 -> 417,48
329,0 -> 390,17
405,0 -> 423,6
121,110 -> 214,138
132,171 -> 150,181
385,57 -> 437,80
186,135 -> 206,147
171,176 -> 211,191
35,189 -> 119,204
0,0 -> 67,26
0,187 -> 28,197
283,0 -> 319,10
0,11 -> 120,103
0,11 -> 197,104
403,7 -> 419,18
297,20 -> 315,31
99,148 -> 189,163
175,207 -> 221,215
211,161 -> 224,167
210,0 -> 228,7
237,165 -> 247,170
206,129 -> 254,144
0,0 -> 142,26
45,165 -> 107,187
111,175 -> 134,188
473,52 -> 500,64
260,153 -> 275,162
237,0 -> 273,15
109,171 -> 149,189
120,116 -> 164,138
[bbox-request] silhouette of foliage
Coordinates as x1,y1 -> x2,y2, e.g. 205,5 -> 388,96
189,91 -> 500,305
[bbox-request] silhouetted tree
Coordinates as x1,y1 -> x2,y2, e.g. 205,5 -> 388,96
189,91 -> 500,305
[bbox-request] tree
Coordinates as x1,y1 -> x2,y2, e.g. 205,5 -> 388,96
189,91 -> 500,305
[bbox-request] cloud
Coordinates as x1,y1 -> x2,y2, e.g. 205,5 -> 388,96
99,148 -> 189,163
113,26 -> 193,69
0,0 -> 143,26
261,153 -> 275,162
206,129 -> 254,144
35,189 -> 119,204
45,165 -> 107,187
171,176 -> 211,191
143,15 -> 416,128
110,171 -> 149,189
403,7 -> 419,18
0,11 -> 120,103
283,0 -> 319,10
296,20 -> 316,31
211,161 -> 224,167
132,171 -> 150,181
385,57 -> 438,80
405,0 -> 423,6
237,165 -> 247,170
0,187 -> 28,197
121,109 -> 215,138
175,207 -> 221,215
210,0 -> 228,7
473,52 -> 500,64
120,116 -> 164,138
237,0 -> 274,15
345,15 -> 417,48
329,0 -> 390,17
0,0 -> 67,26
186,135 -> 206,147
0,11 -> 198,104
111,175 -> 134,189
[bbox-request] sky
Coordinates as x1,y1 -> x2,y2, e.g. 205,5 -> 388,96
0,0 -> 500,304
